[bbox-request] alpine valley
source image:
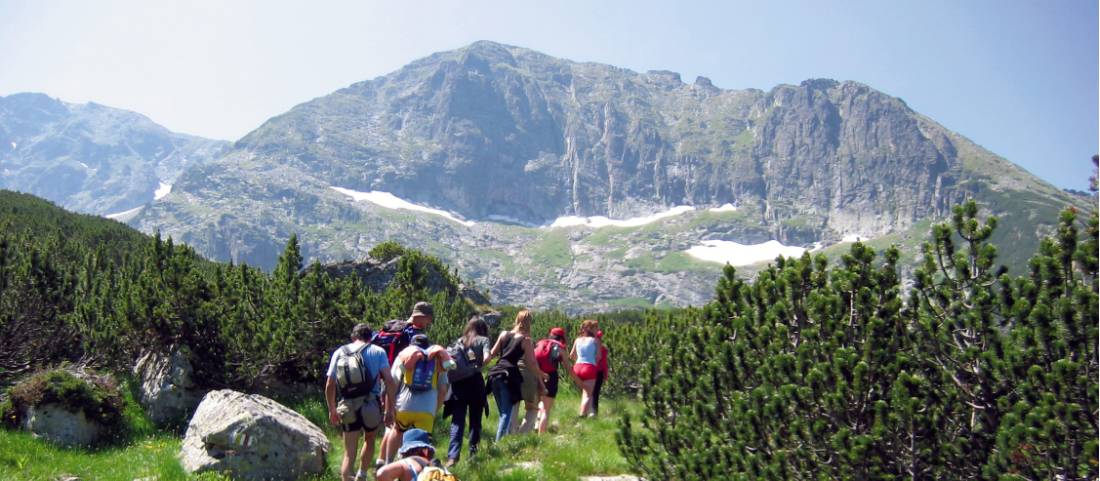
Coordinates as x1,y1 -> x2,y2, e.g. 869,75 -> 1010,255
4,41 -> 1090,312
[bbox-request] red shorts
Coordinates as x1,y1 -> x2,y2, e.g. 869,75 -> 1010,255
573,363 -> 598,381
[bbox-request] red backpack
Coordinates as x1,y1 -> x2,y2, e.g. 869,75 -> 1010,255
371,319 -> 409,365
534,339 -> 564,373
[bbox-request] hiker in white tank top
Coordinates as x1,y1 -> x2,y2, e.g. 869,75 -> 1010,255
569,319 -> 602,417
575,337 -> 598,365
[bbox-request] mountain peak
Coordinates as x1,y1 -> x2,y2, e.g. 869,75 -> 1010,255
462,39 -> 521,52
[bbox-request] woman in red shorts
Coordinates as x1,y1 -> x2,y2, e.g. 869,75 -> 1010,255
569,319 -> 601,417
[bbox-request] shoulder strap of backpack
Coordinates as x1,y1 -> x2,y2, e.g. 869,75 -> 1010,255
352,342 -> 370,355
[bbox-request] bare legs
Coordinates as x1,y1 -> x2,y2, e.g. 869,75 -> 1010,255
340,429 -> 378,481
578,379 -> 596,416
537,396 -> 555,433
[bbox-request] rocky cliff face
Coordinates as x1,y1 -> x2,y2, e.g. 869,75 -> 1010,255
130,41 -> 1087,311
0,93 -> 228,214
218,42 -> 978,237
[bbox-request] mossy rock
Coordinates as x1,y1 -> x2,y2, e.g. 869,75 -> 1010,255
0,368 -> 127,445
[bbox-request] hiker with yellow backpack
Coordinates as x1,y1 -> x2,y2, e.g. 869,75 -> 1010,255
375,428 -> 458,481
380,333 -> 454,463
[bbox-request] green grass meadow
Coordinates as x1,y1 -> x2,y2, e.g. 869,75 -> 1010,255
0,382 -> 636,481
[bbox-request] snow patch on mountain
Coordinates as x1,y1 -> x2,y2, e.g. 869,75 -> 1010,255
842,234 -> 868,242
709,203 -> 737,212
105,206 -> 143,222
331,186 -> 476,227
155,182 -> 172,200
685,239 -> 806,266
547,206 -> 696,229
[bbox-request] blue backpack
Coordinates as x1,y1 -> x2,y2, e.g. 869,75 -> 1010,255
405,347 -> 438,392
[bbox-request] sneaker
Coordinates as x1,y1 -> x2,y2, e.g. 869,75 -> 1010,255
374,459 -> 385,469
445,458 -> 458,468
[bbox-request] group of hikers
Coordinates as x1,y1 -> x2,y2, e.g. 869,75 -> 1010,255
324,301 -> 610,481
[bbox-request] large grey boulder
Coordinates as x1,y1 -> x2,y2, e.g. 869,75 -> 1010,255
179,390 -> 329,481
133,348 -> 202,428
21,402 -> 101,447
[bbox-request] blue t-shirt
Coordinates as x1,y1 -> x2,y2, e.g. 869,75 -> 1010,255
326,341 -> 390,397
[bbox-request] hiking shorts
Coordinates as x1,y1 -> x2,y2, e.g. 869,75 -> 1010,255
520,366 -> 540,404
395,411 -> 435,432
573,363 -> 598,381
338,396 -> 382,433
544,370 -> 560,398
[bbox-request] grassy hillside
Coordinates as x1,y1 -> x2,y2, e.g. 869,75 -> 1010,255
0,386 -> 636,481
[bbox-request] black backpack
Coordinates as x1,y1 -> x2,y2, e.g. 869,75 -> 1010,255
446,338 -> 483,383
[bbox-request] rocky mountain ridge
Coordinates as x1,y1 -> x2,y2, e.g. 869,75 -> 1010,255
114,41 -> 1091,311
0,92 -> 229,215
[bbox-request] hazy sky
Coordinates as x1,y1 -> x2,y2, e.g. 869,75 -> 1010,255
1,0 -> 1096,189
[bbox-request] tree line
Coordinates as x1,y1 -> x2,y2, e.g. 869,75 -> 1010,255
0,191 -> 478,390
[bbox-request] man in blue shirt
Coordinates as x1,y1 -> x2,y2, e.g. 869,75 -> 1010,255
326,323 -> 397,481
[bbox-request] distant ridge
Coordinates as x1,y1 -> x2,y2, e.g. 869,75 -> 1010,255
0,93 -> 229,215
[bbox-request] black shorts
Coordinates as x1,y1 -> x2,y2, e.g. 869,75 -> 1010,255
545,370 -> 560,398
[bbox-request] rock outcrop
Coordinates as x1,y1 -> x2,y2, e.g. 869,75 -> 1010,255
133,347 -> 203,428
323,254 -> 491,306
179,390 -> 329,481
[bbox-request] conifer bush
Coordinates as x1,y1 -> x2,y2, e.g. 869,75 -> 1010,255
0,194 -> 478,391
618,201 -> 1098,480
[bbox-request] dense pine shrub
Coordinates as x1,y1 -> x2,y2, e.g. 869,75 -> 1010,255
0,192 -> 477,390
617,201 -> 1098,480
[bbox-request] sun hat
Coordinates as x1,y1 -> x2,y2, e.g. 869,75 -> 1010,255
411,301 -> 434,317
398,428 -> 435,456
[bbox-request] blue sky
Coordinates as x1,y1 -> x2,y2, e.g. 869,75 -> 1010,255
0,0 -> 1096,189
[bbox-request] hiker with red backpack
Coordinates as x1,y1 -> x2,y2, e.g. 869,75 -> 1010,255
325,323 -> 398,481
443,315 -> 492,467
372,301 -> 435,366
534,327 -> 573,433
374,301 -> 435,467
